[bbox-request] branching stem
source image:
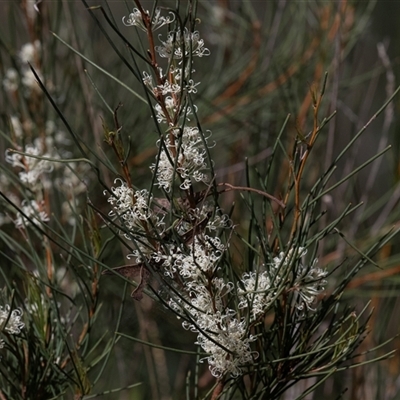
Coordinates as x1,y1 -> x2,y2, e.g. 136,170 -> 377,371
218,182 -> 285,208
289,74 -> 327,239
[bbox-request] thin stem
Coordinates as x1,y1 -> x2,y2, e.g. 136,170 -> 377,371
218,182 -> 285,208
290,73 -> 328,239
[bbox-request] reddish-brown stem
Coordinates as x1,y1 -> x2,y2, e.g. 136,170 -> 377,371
211,380 -> 224,400
289,87 -> 324,239
133,1 -> 158,76
134,2 -> 176,131
134,1 -> 197,209
218,182 -> 285,208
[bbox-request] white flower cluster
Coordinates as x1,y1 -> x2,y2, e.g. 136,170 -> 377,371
151,127 -> 209,191
272,247 -> 327,311
106,184 -> 239,377
153,96 -> 181,124
122,7 -> 175,31
3,69 -> 19,92
142,45 -> 206,100
3,115 -> 88,230
14,199 -> 49,229
165,237 -> 256,378
105,179 -> 164,247
4,140 -> 51,229
119,12 -> 263,378
107,180 -> 152,226
160,235 -> 224,279
0,305 -> 25,335
110,9 -> 333,382
237,247 -> 327,323
19,41 -> 41,64
122,8 -> 211,192
238,271 -> 275,321
5,141 -> 53,190
155,29 -> 210,59
3,41 -> 42,95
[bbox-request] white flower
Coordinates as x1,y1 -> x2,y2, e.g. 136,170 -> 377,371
126,241 -> 154,263
170,276 -> 255,378
19,41 -> 41,64
206,213 -> 231,231
3,68 -> 19,92
155,29 -> 210,60
144,71 -> 200,97
180,236 -> 225,279
6,143 -> 53,189
142,71 -> 153,88
164,233 -> 258,377
157,80 -> 181,96
196,314 -> 256,378
106,179 -> 134,215
0,305 -> 24,334
154,96 -> 177,124
4,42 -> 42,94
151,126 -> 209,191
162,222 -> 257,377
151,142 -> 175,191
107,181 -> 152,224
17,41 -> 42,93
186,79 -> 200,93
238,270 -> 275,320
106,180 -> 163,241
132,189 -> 153,221
14,199 -> 49,229
122,8 -> 175,32
272,246 -> 327,311
293,262 -> 328,311
159,235 -> 224,280
272,246 -> 308,269
172,289 -> 255,377
21,68 -> 42,92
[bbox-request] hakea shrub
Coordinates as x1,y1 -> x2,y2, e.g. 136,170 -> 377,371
101,6 -> 334,384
